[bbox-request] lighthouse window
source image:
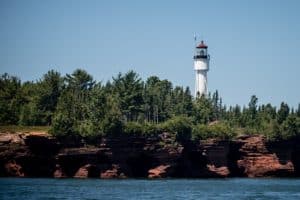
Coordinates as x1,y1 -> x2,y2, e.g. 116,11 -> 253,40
200,50 -> 205,56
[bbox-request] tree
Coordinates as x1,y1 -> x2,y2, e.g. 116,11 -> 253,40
100,94 -> 123,136
210,90 -> 226,121
88,83 -> 106,129
226,105 -> 242,127
171,86 -> 193,117
261,103 -> 276,122
143,76 -> 160,123
112,71 -> 144,122
193,95 -> 213,124
50,69 -> 95,139
248,95 -> 258,119
161,116 -> 192,142
297,103 -> 300,118
2,69 -> 300,143
50,89 -> 78,138
277,102 -> 290,124
281,115 -> 299,139
242,95 -> 259,128
182,87 -> 193,116
0,73 -> 22,125
35,70 -> 64,125
143,76 -> 173,123
18,81 -> 39,125
65,69 -> 95,90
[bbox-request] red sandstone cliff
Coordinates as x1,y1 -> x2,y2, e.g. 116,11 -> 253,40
0,132 -> 299,178
236,135 -> 295,177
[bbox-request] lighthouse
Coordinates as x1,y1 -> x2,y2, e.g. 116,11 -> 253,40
194,40 -> 210,97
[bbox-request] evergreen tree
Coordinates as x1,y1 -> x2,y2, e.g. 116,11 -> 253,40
212,90 -> 220,121
143,76 -> 173,123
35,70 -> 64,125
100,94 -> 123,136
245,95 -> 259,128
50,69 -> 95,138
112,71 -> 144,122
277,102 -> 290,124
0,73 -> 22,125
297,103 -> 300,118
1,69 -> 300,142
193,95 -> 213,124
18,81 -> 39,125
171,86 -> 193,117
281,115 -> 299,139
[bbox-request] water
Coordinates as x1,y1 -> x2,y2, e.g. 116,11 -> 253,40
1,178 -> 300,200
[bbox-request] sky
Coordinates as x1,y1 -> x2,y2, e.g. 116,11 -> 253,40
0,0 -> 300,108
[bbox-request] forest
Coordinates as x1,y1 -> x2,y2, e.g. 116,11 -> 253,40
1,69 -> 300,143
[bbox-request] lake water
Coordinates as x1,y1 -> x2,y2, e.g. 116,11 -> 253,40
1,178 -> 300,200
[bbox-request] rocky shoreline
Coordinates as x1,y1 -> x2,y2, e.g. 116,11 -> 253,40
0,132 -> 299,178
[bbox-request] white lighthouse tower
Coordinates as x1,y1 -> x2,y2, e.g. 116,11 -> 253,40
194,40 -> 210,97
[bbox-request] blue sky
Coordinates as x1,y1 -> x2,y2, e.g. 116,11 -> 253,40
1,0 -> 300,108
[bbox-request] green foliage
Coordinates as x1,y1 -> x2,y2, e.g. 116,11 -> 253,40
1,70 -> 300,143
123,122 -> 162,136
263,120 -> 283,141
161,116 -> 192,142
143,76 -> 173,123
124,121 -> 143,136
35,70 -> 64,125
100,95 -> 123,136
277,102 -> 290,124
171,86 -> 193,117
0,73 -> 22,125
264,116 -> 300,141
193,95 -> 213,124
241,95 -> 259,128
142,123 -> 162,136
50,69 -> 95,139
19,102 -> 39,125
192,122 -> 236,140
211,90 -> 224,121
281,115 -> 300,140
297,104 -> 300,118
50,112 -> 77,138
77,120 -> 95,138
112,71 -> 144,121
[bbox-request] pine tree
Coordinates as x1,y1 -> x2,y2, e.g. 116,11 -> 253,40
277,102 -> 290,124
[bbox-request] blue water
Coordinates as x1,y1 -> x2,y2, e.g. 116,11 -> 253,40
0,178 -> 300,200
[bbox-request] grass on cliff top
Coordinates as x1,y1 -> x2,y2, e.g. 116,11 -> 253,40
0,125 -> 50,133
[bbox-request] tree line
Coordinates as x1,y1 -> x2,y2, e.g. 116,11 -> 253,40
1,69 -> 299,142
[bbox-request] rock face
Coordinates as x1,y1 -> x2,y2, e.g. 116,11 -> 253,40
207,165 -> 230,177
4,160 -> 24,177
0,132 -> 300,178
100,164 -> 123,178
53,164 -> 66,178
74,164 -> 93,178
148,165 -> 172,178
236,136 -> 295,177
0,133 -> 24,145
